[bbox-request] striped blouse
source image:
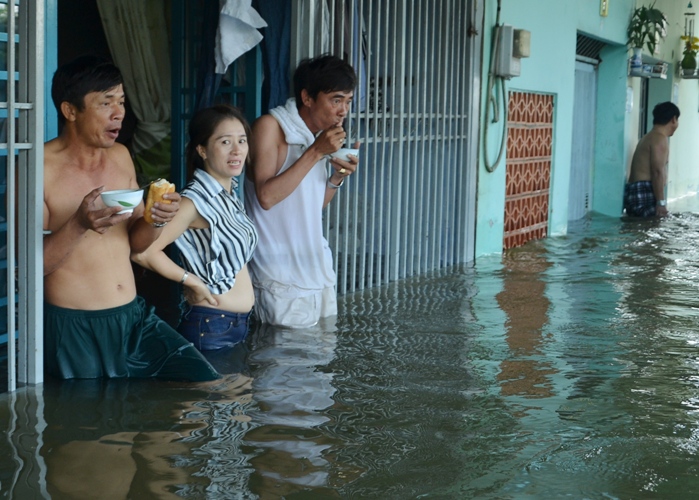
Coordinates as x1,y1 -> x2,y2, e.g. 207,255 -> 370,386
175,169 -> 258,295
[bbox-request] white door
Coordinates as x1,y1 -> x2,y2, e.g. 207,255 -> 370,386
568,61 -> 597,221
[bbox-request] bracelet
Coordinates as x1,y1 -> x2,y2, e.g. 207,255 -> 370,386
327,177 -> 345,189
180,271 -> 189,284
657,199 -> 667,207
152,222 -> 167,228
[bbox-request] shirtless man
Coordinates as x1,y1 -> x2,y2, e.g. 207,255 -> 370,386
624,101 -> 680,217
245,54 -> 358,328
43,55 -> 218,381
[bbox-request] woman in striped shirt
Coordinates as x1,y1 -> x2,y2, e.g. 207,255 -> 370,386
133,105 -> 258,351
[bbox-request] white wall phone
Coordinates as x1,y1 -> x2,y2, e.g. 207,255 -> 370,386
495,24 -> 531,78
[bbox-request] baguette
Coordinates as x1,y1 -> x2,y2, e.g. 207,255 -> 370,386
144,178 -> 176,224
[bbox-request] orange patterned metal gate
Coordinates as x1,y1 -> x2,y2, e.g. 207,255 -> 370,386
504,91 -> 553,250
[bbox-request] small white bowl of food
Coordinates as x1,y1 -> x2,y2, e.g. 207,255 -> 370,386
330,148 -> 360,162
100,188 -> 144,214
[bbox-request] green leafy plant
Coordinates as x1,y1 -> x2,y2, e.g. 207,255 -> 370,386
627,3 -> 667,53
681,35 -> 699,69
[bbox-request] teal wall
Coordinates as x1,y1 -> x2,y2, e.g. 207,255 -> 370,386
652,0 -> 699,203
476,0 -> 634,257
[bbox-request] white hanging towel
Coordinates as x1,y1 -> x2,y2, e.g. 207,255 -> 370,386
215,0 -> 268,74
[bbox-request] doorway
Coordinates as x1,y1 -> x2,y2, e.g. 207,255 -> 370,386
568,61 -> 597,221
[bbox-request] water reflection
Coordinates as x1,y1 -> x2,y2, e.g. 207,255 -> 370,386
332,273 -> 477,497
0,375 -> 255,499
245,319 -> 340,497
1,387 -> 49,499
8,213 -> 699,496
497,245 -> 555,398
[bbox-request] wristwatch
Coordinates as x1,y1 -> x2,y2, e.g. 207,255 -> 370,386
657,199 -> 667,207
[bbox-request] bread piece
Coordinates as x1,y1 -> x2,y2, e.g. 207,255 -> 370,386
144,178 -> 176,224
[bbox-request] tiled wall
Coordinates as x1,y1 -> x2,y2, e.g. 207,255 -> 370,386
504,92 -> 553,250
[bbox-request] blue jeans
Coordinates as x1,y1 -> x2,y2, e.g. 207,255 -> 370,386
177,306 -> 252,351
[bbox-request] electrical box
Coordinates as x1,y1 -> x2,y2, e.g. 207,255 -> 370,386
495,25 -> 531,78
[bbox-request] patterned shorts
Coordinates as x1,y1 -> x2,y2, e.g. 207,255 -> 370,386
623,181 -> 656,217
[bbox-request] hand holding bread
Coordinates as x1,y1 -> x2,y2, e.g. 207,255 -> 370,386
144,178 -> 176,225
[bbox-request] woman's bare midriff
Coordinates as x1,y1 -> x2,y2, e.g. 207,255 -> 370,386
189,265 -> 255,313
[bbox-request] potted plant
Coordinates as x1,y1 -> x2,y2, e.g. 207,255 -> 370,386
627,3 -> 668,70
680,35 -> 699,76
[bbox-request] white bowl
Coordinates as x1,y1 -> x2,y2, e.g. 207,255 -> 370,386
101,188 -> 144,214
330,148 -> 360,162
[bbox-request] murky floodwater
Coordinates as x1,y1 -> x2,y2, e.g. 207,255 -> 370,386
5,210 -> 699,498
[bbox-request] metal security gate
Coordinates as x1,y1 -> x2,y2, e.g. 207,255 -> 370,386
2,0 -> 44,391
293,0 -> 482,294
503,91 -> 553,250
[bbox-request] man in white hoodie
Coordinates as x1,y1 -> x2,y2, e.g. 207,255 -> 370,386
245,55 -> 358,328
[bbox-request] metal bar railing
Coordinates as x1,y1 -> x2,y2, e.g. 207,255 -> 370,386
296,0 -> 479,295
415,1 -> 429,276
0,0 -> 46,391
7,0 -> 16,391
18,0 -> 45,386
367,1 -> 379,288
348,0 -> 363,293
358,0 -> 370,290
402,0 -> 416,278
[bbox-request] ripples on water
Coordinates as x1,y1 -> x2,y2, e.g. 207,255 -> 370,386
6,213 -> 699,497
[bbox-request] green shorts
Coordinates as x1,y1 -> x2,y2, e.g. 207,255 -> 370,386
44,296 -> 220,381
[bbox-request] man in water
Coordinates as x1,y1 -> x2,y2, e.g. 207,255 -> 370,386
245,54 -> 358,328
43,55 -> 219,381
624,101 -> 680,217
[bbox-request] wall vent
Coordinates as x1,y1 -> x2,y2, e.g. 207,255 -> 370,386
576,34 -> 606,64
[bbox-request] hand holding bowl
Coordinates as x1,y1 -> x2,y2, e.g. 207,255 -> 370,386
100,189 -> 144,214
330,148 -> 360,162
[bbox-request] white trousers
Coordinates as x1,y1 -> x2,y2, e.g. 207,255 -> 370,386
254,285 -> 337,328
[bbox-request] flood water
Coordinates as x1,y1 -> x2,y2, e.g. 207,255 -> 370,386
5,211 -> 699,498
